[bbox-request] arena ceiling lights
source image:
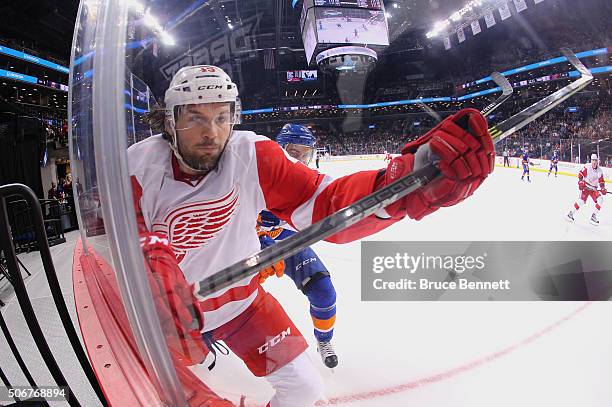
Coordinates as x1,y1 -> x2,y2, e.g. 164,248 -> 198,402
126,0 -> 176,45
426,0 -> 486,38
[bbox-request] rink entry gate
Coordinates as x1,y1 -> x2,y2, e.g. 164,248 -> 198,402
0,183 -> 108,406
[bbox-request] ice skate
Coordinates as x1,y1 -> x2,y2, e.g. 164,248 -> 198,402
317,339 -> 338,368
590,213 -> 599,226
565,211 -> 574,222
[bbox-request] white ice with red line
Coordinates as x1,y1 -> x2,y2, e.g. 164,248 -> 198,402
190,159 -> 612,406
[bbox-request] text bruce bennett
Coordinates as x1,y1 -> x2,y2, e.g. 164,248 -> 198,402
370,253 -> 511,291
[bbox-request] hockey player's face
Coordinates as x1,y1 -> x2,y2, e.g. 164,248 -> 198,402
175,103 -> 232,172
285,143 -> 314,165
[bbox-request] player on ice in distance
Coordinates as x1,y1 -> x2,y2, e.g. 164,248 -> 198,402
133,64 -> 495,406
566,153 -> 607,226
257,124 -> 339,369
548,150 -> 559,177
521,147 -> 531,182
384,150 -> 392,164
502,148 -> 510,167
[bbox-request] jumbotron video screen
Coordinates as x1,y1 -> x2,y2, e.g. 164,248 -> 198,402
314,8 -> 389,45
301,0 -> 389,63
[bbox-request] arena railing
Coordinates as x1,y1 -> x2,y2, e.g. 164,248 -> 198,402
0,183 -> 108,406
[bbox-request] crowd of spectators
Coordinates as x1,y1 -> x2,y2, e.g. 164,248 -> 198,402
239,84 -> 611,166
309,114 -> 436,156
302,88 -> 611,167
47,174 -> 73,203
441,0 -> 610,85
496,90 -> 611,161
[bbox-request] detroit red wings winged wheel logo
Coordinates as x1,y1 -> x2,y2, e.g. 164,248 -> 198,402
152,187 -> 239,263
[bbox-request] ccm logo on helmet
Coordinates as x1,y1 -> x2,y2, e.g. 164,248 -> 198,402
257,327 -> 291,354
198,85 -> 224,90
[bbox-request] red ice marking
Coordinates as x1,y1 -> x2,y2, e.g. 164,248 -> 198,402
316,302 -> 592,406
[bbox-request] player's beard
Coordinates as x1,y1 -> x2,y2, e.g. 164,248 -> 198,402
176,128 -> 232,173
179,139 -> 220,172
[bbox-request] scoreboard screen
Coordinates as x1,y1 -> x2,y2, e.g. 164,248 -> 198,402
314,8 -> 389,47
38,78 -> 69,92
313,0 -> 383,10
301,0 -> 389,65
287,70 -> 318,82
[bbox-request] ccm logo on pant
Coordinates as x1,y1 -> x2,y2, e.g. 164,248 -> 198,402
258,327 -> 291,354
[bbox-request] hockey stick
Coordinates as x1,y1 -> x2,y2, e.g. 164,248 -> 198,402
417,71 -> 512,123
416,100 -> 442,122
480,72 -> 513,116
195,49 -> 592,297
488,48 -> 592,143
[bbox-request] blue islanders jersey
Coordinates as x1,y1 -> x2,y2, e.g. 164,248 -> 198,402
258,210 -> 329,290
522,153 -> 530,173
551,153 -> 559,164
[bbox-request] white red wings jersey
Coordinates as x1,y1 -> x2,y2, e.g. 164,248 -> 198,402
128,131 -> 396,330
578,164 -> 605,190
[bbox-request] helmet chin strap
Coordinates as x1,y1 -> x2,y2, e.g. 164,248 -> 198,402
170,141 -> 208,175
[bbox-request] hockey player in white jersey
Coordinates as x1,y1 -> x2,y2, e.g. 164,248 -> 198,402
131,65 -> 495,406
566,154 -> 607,225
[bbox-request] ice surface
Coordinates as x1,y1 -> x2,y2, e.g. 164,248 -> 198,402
191,159 -> 612,406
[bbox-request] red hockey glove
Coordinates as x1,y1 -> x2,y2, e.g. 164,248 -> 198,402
378,108 -> 494,220
578,180 -> 586,191
601,188 -> 607,195
140,232 -> 207,366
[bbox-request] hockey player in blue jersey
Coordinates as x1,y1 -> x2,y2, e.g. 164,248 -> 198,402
257,124 -> 339,368
521,148 -> 531,182
548,150 -> 559,177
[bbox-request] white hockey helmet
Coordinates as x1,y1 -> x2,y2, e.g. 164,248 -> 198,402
165,65 -> 240,128
591,153 -> 599,161
164,65 -> 241,172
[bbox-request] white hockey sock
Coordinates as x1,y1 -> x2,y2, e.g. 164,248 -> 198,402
266,352 -> 323,407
